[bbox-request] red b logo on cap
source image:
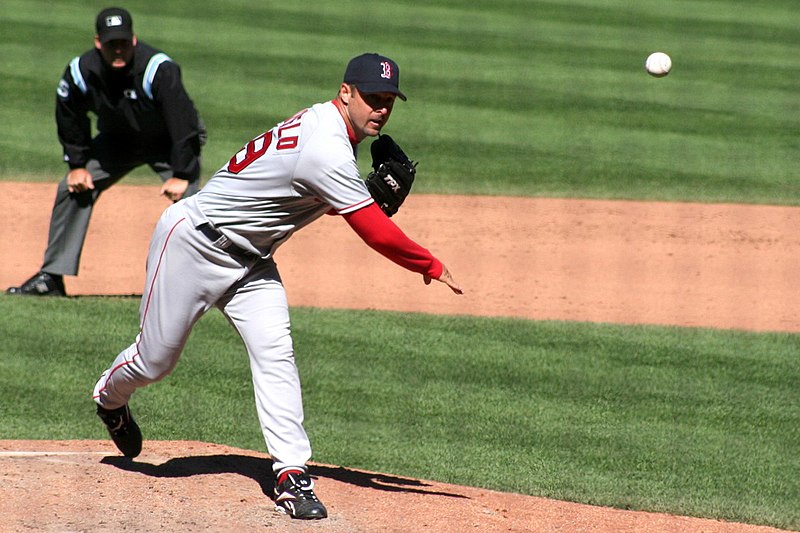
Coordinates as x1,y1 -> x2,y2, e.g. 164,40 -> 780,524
380,61 -> 392,79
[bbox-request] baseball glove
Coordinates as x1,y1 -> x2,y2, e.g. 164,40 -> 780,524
365,134 -> 417,217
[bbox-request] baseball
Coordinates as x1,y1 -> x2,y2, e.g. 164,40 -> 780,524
645,52 -> 672,77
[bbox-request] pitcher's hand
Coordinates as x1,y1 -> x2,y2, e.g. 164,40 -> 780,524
424,264 -> 464,295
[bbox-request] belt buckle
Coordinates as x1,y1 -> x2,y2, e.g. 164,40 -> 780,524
199,222 -> 258,261
214,234 -> 233,250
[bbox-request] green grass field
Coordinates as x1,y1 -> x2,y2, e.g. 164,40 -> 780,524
2,0 -> 800,203
1,1 -> 799,530
1,296 -> 798,529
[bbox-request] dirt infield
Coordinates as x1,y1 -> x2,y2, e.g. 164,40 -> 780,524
2,182 -> 799,532
3,183 -> 800,332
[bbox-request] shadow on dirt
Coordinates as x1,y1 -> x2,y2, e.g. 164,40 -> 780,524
102,454 -> 467,499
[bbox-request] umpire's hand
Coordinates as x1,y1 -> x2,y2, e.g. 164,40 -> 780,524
67,168 -> 95,194
161,177 -> 189,203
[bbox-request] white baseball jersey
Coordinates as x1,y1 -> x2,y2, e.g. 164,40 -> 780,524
93,100 -> 380,474
183,101 -> 374,258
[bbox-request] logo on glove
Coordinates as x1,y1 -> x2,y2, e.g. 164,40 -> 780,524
381,171 -> 400,193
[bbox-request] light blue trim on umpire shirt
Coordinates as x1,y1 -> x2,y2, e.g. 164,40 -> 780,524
69,57 -> 87,94
143,53 -> 172,99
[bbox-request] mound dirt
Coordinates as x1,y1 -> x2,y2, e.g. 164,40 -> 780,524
0,440 -> 790,533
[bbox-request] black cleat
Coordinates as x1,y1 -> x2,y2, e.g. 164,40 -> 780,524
274,470 -> 328,520
96,404 -> 142,458
6,271 -> 66,296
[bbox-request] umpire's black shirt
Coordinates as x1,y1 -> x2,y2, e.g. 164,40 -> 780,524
56,41 -> 202,181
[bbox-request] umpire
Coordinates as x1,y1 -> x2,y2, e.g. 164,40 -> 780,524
7,7 -> 205,297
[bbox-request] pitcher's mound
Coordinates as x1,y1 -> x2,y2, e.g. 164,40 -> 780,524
0,440 -> 788,532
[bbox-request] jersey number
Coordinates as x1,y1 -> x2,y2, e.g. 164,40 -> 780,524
227,131 -> 273,174
226,110 -> 307,174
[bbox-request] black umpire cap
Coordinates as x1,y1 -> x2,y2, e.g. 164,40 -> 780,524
96,7 -> 134,43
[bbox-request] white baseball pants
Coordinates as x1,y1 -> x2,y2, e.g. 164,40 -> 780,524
93,200 -> 312,471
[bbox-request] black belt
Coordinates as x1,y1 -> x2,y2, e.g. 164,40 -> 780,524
197,223 -> 260,261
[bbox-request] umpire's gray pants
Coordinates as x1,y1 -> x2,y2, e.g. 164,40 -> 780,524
41,151 -> 199,276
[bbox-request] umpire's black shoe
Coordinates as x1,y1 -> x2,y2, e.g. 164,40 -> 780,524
6,271 -> 66,296
96,404 -> 142,458
274,470 -> 328,519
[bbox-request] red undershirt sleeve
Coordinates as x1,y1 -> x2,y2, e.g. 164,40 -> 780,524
343,203 -> 444,279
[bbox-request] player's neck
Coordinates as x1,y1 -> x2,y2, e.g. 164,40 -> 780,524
332,98 -> 359,146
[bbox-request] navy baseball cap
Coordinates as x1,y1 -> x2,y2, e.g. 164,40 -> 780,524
96,7 -> 134,43
343,53 -> 406,101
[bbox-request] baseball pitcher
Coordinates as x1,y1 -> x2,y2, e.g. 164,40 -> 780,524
92,53 -> 463,521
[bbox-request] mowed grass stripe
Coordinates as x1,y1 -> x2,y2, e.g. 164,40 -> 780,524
3,0 -> 800,203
